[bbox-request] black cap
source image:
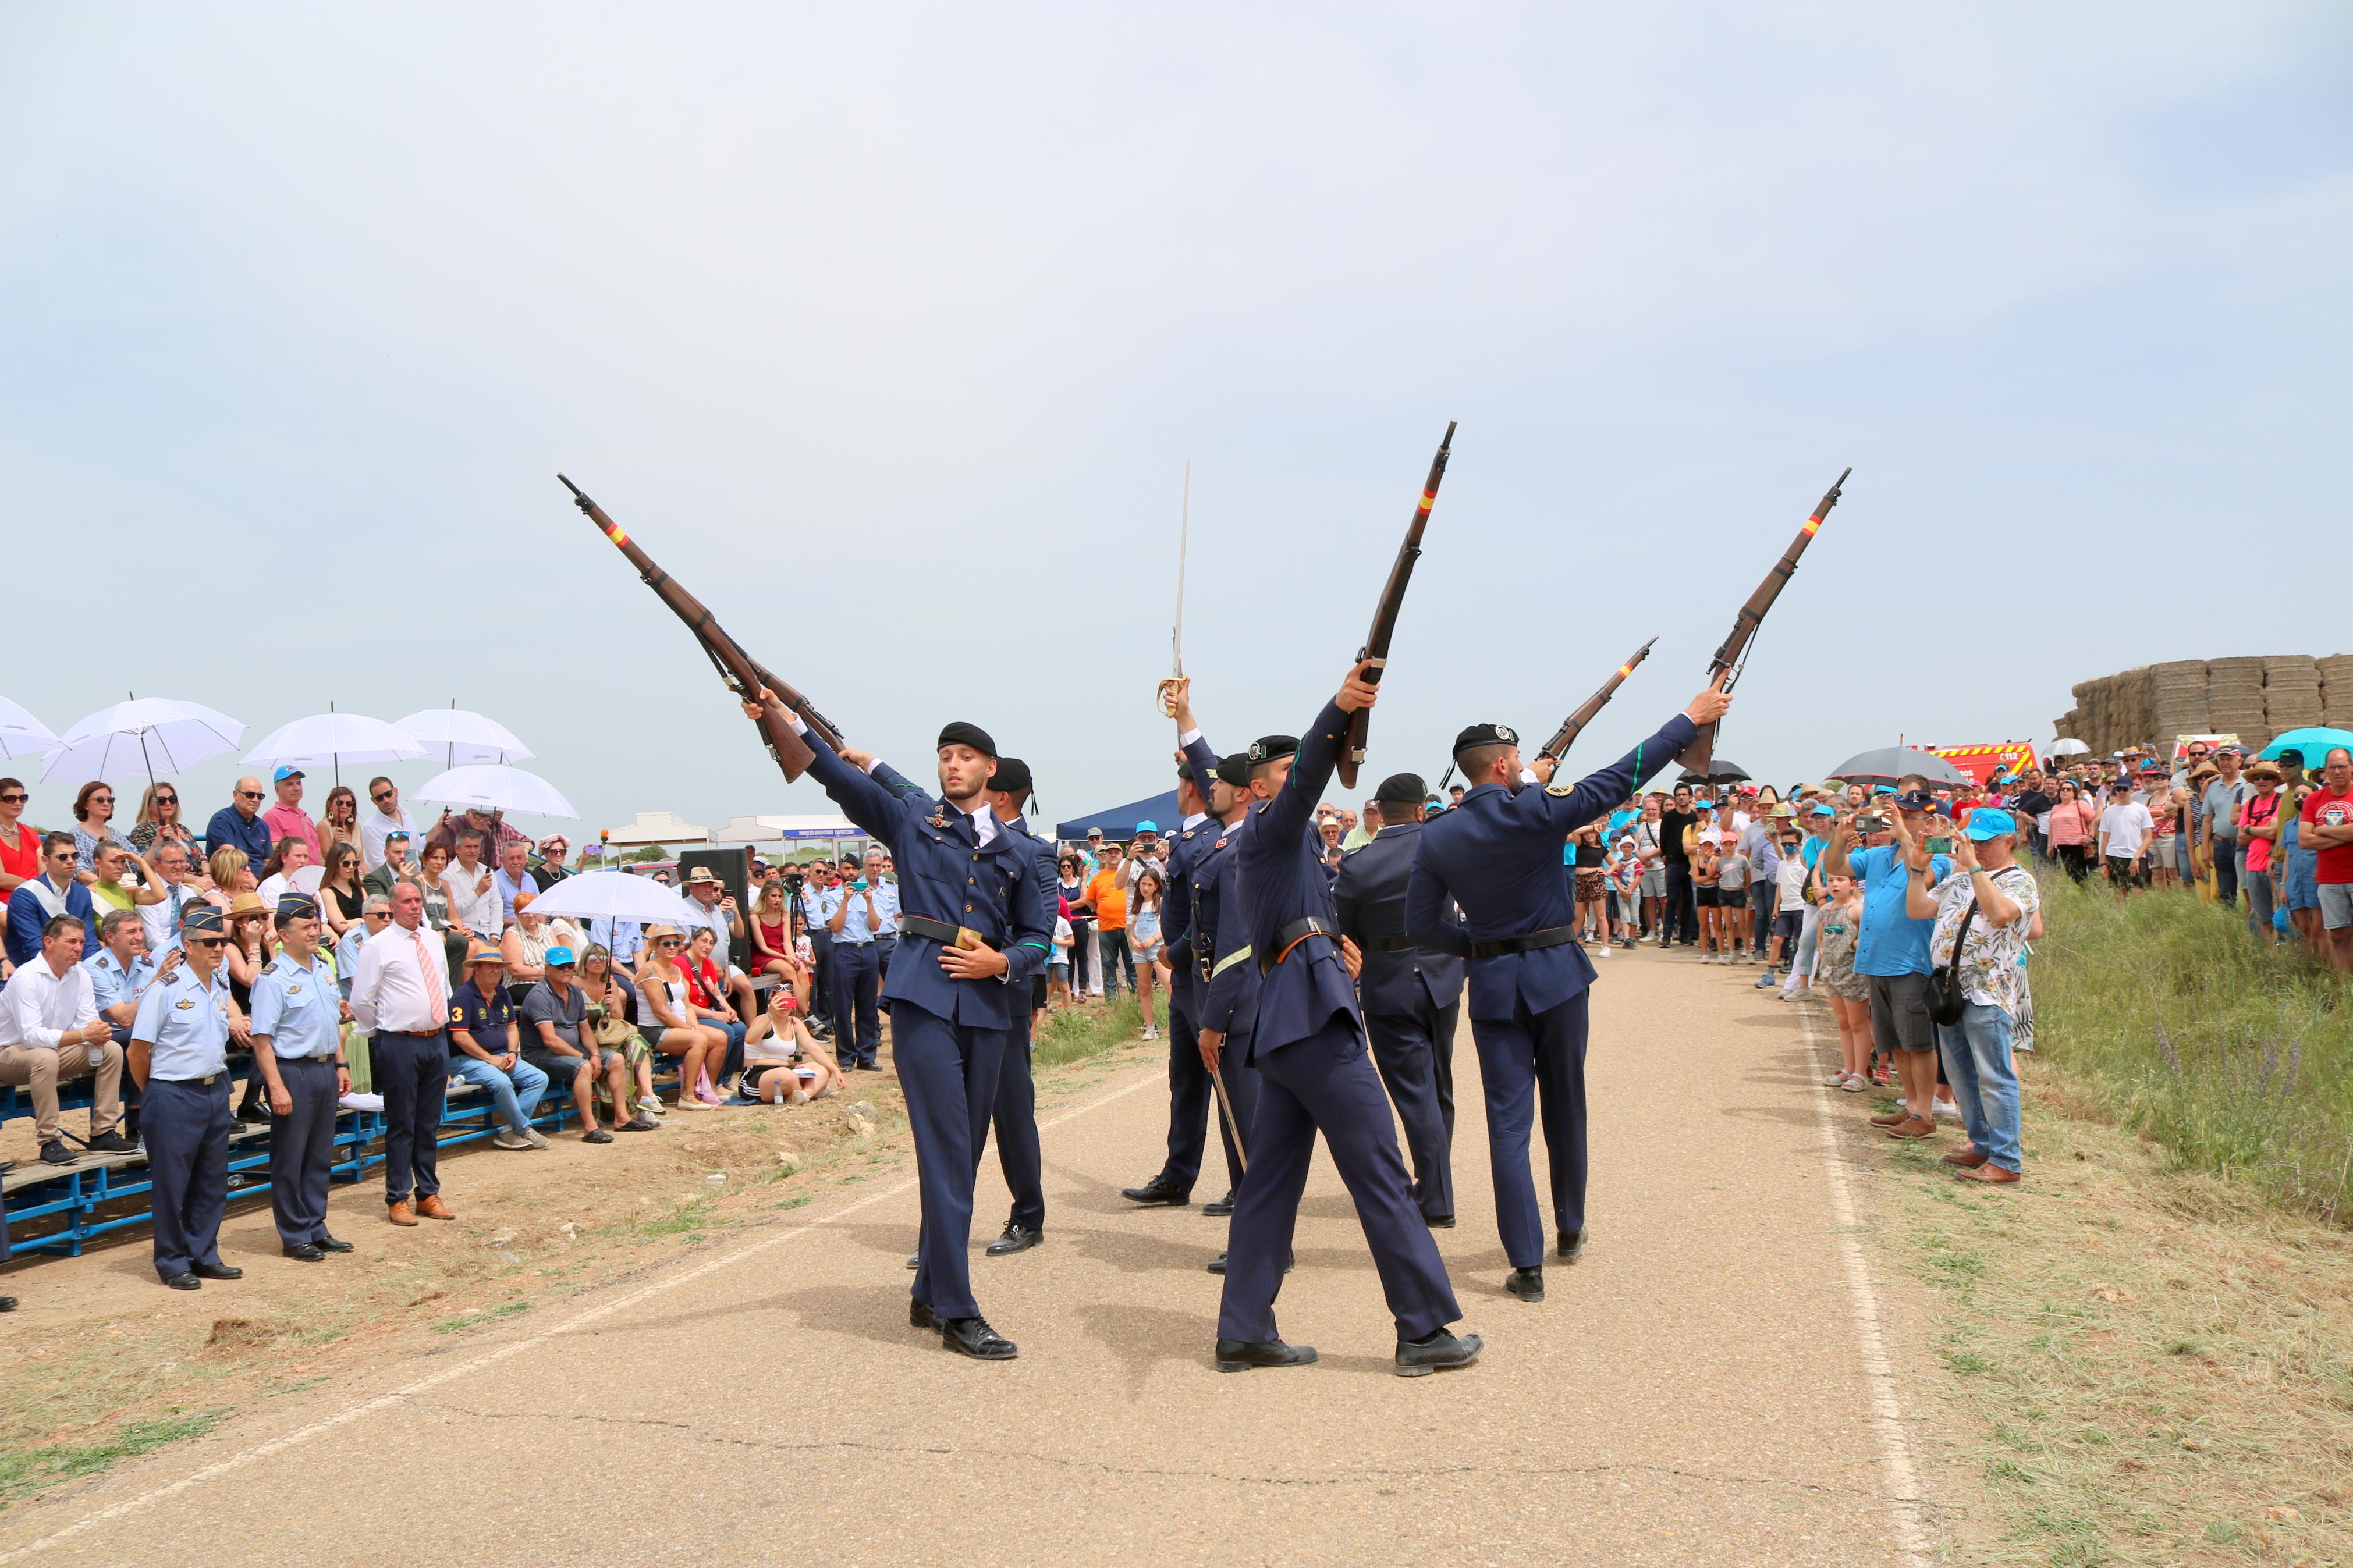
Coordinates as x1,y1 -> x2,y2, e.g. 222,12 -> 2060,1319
1894,788 -> 1939,813
1452,722 -> 1518,756
1375,772 -> 1426,806
1215,753 -> 1252,788
936,721 -> 997,757
1247,735 -> 1299,765
988,758 -> 1032,794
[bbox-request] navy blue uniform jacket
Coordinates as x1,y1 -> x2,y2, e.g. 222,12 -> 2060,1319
1158,733 -> 1224,991
803,734 -> 1051,1030
1332,821 -> 1466,1019
1408,714 -> 1697,1023
1233,696 -> 1362,1062
1193,819 -> 1256,1041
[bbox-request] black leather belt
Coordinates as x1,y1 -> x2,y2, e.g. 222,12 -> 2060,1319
1258,916 -> 1339,975
902,915 -> 980,948
1468,925 -> 1579,960
1358,936 -> 1417,952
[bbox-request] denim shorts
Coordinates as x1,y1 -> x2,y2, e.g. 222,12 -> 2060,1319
2285,848 -> 2320,911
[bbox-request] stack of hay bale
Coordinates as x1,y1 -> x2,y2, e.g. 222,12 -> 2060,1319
2322,655 -> 2353,730
2151,660 -> 2210,748
2263,655 -> 2324,739
2205,657 -> 2269,748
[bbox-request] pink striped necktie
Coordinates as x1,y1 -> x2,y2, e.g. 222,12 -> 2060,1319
413,928 -> 446,1022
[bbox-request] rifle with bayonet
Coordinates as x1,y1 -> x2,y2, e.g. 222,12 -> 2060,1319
1339,421 -> 1456,790
1676,467 -> 1850,777
558,474 -> 846,781
1539,635 -> 1659,765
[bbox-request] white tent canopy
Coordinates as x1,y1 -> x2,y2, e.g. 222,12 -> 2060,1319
602,810 -> 708,848
718,813 -> 866,842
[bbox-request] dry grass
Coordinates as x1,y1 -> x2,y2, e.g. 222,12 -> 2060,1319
1855,1061 -> 2353,1566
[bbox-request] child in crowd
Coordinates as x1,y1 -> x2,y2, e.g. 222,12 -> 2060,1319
1692,825 -> 1724,962
1129,867 -> 1165,1040
1814,872 -> 1873,1090
1609,834 -> 1643,949
1048,908 -> 1074,1009
1715,833 -> 1751,963
1761,827 -> 1809,987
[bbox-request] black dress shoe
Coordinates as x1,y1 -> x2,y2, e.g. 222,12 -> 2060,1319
1206,1249 -> 1293,1276
1426,1213 -> 1456,1229
985,1222 -> 1042,1256
162,1272 -> 201,1291
0,1296 -> 16,1311
1119,1175 -> 1191,1207
282,1243 -> 325,1263
939,1316 -> 1017,1360
910,1299 -> 940,1331
315,1236 -> 354,1253
906,1250 -> 920,1270
1396,1328 -> 1484,1377
0,1159 -> 16,1175
190,1261 -> 243,1281
86,1130 -> 137,1154
1556,1229 -> 1585,1262
1202,1190 -> 1237,1217
1505,1266 -> 1545,1303
1215,1338 -> 1318,1372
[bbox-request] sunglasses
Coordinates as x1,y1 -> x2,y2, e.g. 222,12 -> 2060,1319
90,794 -> 114,803
237,790 -> 263,800
0,793 -> 27,804
154,793 -> 178,805
186,936 -> 229,949
371,790 -> 395,801
52,850 -> 79,862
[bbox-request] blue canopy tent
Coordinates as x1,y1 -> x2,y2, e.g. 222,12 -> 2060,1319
1055,789 -> 1181,843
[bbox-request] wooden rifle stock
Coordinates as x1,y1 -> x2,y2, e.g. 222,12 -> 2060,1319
1677,467 -> 1850,777
1340,421 -> 1456,790
557,475 -> 846,781
1540,636 -> 1659,765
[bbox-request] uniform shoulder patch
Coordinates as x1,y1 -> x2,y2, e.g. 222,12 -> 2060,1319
175,997 -> 194,1010
260,961 -> 279,976
1545,782 -> 1574,798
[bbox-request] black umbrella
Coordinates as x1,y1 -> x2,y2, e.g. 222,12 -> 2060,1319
1828,746 -> 1968,787
1677,760 -> 1750,787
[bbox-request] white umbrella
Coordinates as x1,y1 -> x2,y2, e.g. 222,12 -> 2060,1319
519,867 -> 698,927
41,697 -> 244,787
2048,738 -> 2091,756
412,764 -> 577,819
396,705 -> 533,767
0,696 -> 60,762
243,710 -> 427,787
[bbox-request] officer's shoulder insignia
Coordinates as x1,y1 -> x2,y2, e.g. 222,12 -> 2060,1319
1545,782 -> 1573,798
260,961 -> 279,976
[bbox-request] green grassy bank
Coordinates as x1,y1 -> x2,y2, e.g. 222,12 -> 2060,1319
2031,869 -> 2352,1224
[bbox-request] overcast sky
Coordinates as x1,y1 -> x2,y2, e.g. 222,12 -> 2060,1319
3,4 -> 2346,843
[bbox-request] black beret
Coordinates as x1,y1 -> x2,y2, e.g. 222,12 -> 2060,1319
936,721 -> 997,757
1375,772 -> 1426,806
181,903 -> 226,936
275,893 -> 320,922
988,758 -> 1032,794
1247,734 -> 1300,766
1216,753 -> 1252,788
1452,722 -> 1519,756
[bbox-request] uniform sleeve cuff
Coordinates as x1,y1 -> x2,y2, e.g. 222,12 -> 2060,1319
1179,727 -> 1203,748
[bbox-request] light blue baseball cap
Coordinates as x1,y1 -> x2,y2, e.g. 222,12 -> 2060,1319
1964,807 -> 2017,841
1134,820 -> 1159,834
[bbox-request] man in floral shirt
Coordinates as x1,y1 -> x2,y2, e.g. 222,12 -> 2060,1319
1906,808 -> 2040,1185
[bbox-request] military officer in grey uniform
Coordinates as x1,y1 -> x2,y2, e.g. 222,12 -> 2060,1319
1333,772 -> 1464,1226
247,893 -> 355,1261
128,902 -> 242,1290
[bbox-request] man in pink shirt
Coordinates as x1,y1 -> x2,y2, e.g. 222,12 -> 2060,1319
262,768 -> 321,860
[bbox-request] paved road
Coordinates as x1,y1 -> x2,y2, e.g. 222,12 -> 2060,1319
1,948 -> 1923,1566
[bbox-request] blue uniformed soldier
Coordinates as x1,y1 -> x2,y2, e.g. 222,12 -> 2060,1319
1208,662 -> 1477,1377
825,851 -> 893,1070
863,846 -> 902,987
1191,749 -> 1266,1275
1408,677 -> 1733,1302
128,902 -> 241,1290
247,894 -> 354,1261
1119,685 -> 1232,1210
976,757 -> 1055,1255
1333,772 -> 1465,1226
750,696 -> 1051,1361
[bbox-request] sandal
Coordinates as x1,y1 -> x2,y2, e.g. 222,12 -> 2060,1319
1839,1073 -> 1867,1093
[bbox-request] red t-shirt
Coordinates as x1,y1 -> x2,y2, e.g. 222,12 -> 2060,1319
2300,786 -> 2353,884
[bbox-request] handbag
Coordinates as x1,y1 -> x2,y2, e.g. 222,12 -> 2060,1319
1928,894 -> 1977,1027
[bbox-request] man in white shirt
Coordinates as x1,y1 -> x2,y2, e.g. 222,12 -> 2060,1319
443,830 -> 501,942
350,879 -> 459,1225
2097,791 -> 2157,891
139,841 -> 202,959
0,914 -> 133,1164
359,776 -> 418,872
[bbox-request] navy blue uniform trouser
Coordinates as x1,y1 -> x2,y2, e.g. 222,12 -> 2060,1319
145,1075 -> 231,1279
831,941 -> 882,1067
1471,989 -> 1591,1268
1217,1019 -> 1458,1345
1365,997 -> 1459,1222
374,1030 -> 449,1206
807,931 -> 833,1018
896,1001 -> 1007,1321
989,998 -> 1045,1231
269,1055 -> 339,1246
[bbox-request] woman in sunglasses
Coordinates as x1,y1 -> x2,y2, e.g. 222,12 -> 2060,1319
71,781 -> 133,886
633,923 -> 730,1110
129,783 -> 202,867
316,785 -> 361,862
0,778 -> 36,912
